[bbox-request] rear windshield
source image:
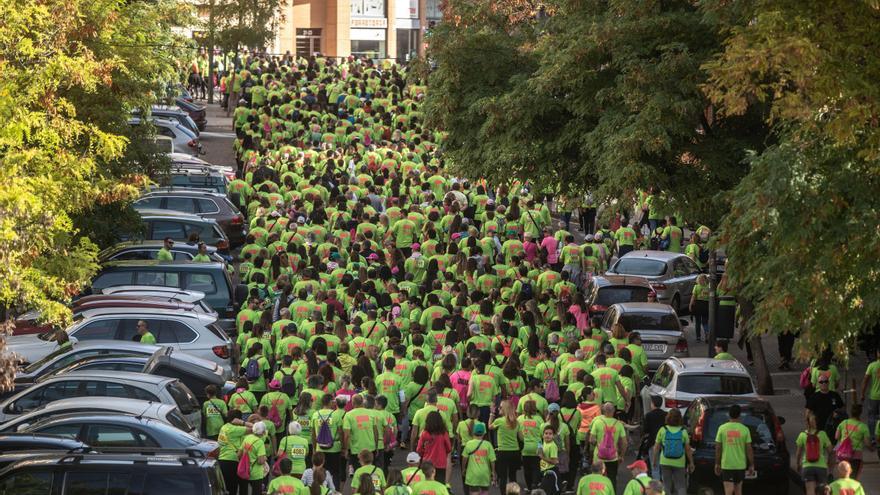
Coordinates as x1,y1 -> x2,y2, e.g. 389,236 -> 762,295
619,313 -> 679,331
165,381 -> 199,415
613,258 -> 667,276
165,407 -> 195,433
207,323 -> 230,342
595,287 -> 651,306
678,375 -> 754,395
705,409 -> 775,448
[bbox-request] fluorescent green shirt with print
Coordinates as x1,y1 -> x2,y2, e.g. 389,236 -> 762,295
796,430 -> 831,468
865,360 -> 880,400
351,464 -> 386,492
491,417 -> 520,451
829,478 -> 865,495
463,438 -> 496,487
217,423 -> 247,461
469,373 -> 497,406
656,425 -> 689,468
343,407 -> 378,454
836,419 -> 869,452
539,440 -> 558,472
241,434 -> 267,480
203,398 -> 228,437
589,416 -> 625,461
517,414 -> 545,456
715,421 -> 752,470
267,475 -> 308,495
278,434 -> 309,474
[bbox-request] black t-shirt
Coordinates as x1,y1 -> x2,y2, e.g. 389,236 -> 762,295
806,390 -> 844,430
643,408 -> 668,447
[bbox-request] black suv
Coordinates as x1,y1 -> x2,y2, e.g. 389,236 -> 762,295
0,434 -> 88,470
684,396 -> 790,494
0,452 -> 225,494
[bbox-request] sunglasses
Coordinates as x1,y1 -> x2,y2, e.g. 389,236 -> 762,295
819,381 -> 829,384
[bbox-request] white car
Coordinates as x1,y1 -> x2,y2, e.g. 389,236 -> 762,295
640,357 -> 757,415
129,116 -> 201,156
0,371 -> 202,429
0,397 -> 198,437
5,308 -> 232,376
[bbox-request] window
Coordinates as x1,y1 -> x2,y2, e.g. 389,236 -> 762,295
172,251 -> 194,261
611,258 -> 667,276
161,320 -> 198,343
619,313 -> 680,331
81,380 -> 132,399
594,286 -> 651,306
186,273 -> 217,294
126,385 -> 160,402
705,409 -> 775,447
672,259 -> 690,277
117,318 -> 165,342
35,423 -> 82,439
677,375 -> 754,395
91,271 -> 134,290
681,257 -> 700,274
112,250 -> 153,261
144,474 -> 205,493
87,425 -> 156,447
166,382 -> 199,415
134,270 -> 180,287
150,221 -> 186,240
64,471 -> 131,495
196,198 -> 220,214
157,127 -> 175,138
135,197 -> 162,209
72,319 -> 119,341
34,380 -> 80,404
351,0 -> 385,16
0,469 -> 54,493
183,222 -> 206,239
165,197 -> 197,214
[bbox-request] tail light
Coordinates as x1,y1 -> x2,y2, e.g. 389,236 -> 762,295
648,290 -> 657,299
231,215 -> 243,226
772,416 -> 785,444
675,338 -> 689,353
187,139 -> 198,148
693,411 -> 705,442
650,282 -> 667,290
590,304 -> 607,313
207,447 -> 219,458
212,345 -> 229,359
665,398 -> 691,409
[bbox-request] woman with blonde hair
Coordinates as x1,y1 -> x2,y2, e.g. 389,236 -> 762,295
489,400 -> 521,490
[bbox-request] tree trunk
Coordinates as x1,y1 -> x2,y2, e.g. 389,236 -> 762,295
740,298 -> 774,395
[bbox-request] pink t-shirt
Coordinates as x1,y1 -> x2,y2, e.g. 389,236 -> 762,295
523,241 -> 539,262
449,370 -> 472,408
569,304 -> 589,331
541,236 -> 560,264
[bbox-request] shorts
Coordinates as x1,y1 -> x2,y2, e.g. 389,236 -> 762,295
802,466 -> 828,484
720,469 -> 745,483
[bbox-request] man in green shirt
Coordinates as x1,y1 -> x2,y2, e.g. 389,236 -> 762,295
860,348 -> 880,445
202,384 -> 228,440
267,457 -> 309,495
828,461 -> 865,495
577,461 -> 615,495
714,340 -> 737,361
157,237 -> 174,261
661,216 -> 683,253
137,320 -> 157,344
614,220 -> 637,257
342,394 -> 379,470
621,460 -> 654,495
588,403 -> 627,490
192,241 -> 212,262
467,362 -> 497,423
376,357 -> 404,415
714,404 -> 754,495
411,461 -> 450,495
462,423 -> 496,492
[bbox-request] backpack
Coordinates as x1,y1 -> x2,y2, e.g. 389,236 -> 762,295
799,367 -> 813,389
245,359 -> 261,383
280,369 -> 297,396
520,280 -> 533,300
316,413 -> 335,449
597,420 -> 618,460
662,427 -> 685,459
545,378 -> 560,403
805,432 -> 821,463
835,429 -> 854,462
237,442 -> 253,479
268,403 -> 282,428
496,335 -> 512,358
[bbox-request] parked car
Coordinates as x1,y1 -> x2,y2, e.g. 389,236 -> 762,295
0,398 -> 196,437
84,261 -> 244,333
168,154 -> 235,181
640,357 -> 757,414
176,97 -> 208,130
130,209 -> 229,248
162,165 -> 229,194
133,189 -> 246,247
5,308 -> 232,374
0,451 -> 226,494
600,302 -> 689,372
99,240 -> 225,263
584,275 -> 655,320
685,397 -> 789,494
0,371 -> 202,429
129,116 -> 201,156
142,106 -> 200,135
0,434 -> 90,471
606,250 -> 701,313
6,341 -> 160,398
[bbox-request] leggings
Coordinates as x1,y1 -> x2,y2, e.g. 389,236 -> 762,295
522,455 -> 540,489
496,450 -> 521,490
219,460 -> 240,495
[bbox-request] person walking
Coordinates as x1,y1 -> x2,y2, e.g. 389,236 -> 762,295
462,423 -> 496,495
217,409 -> 252,495
621,460 -> 654,495
806,373 -> 845,439
828,461 -> 866,495
489,400 -> 522,491
641,395 -> 666,480
714,404 -> 754,495
240,421 -> 270,495
861,348 -> 880,448
538,425 -> 561,495
576,461 -> 614,495
588,403 -> 627,492
653,408 -> 693,495
834,403 -> 870,479
416,411 -> 453,484
796,410 -> 833,495
518,399 -> 545,490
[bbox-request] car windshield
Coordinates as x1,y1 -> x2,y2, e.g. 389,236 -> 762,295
165,407 -> 195,433
705,409 -> 776,449
613,258 -> 667,276
165,381 -> 199,415
595,287 -> 651,306
619,313 -> 679,331
678,375 -> 754,395
23,345 -> 74,372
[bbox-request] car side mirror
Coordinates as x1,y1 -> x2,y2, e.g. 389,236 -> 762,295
777,416 -> 785,425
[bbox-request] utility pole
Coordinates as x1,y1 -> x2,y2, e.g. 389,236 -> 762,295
207,0 -> 216,104
706,250 -> 717,357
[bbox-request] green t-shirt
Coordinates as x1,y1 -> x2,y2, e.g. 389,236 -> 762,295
469,373 -> 497,406
267,475 -> 308,495
411,479 -> 450,495
456,419 -> 485,446
829,478 -> 865,495
714,352 -> 736,361
343,407 -> 378,454
462,438 -> 496,487
715,421 -> 752,470
796,430 -> 831,468
217,423 -> 247,461
157,248 -> 173,261
655,425 -> 689,467
576,474 -> 615,495
836,419 -> 870,452
351,464 -> 386,492
311,408 -> 345,453
589,416 -> 625,461
376,371 -> 403,413
539,440 -> 558,472
278,434 -> 309,474
203,398 -> 228,437
518,415 -> 545,456
242,356 -> 270,392
622,475 -> 654,495
241,434 -> 267,480
139,332 -> 157,345
491,417 -> 520,451
865,360 -> 880,400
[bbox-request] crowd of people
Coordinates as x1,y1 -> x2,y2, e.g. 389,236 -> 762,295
190,53 -> 876,495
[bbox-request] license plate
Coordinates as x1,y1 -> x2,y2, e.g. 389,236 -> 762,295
643,343 -> 667,353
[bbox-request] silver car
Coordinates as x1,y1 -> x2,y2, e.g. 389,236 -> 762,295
600,302 -> 690,372
606,250 -> 701,313
640,357 -> 757,415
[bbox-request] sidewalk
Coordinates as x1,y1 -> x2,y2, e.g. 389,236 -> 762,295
684,325 -> 880,493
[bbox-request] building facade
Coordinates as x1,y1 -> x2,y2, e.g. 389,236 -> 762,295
273,0 -> 442,60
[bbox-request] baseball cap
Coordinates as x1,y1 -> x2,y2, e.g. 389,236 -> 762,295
268,379 -> 281,390
473,423 -> 487,435
411,242 -> 421,251
547,403 -> 561,413
627,460 -> 648,471
406,452 -> 421,464
296,216 -> 306,224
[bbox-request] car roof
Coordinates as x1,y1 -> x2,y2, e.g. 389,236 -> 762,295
141,188 -> 226,198
64,340 -> 163,354
101,240 -> 216,253
613,302 -> 677,314
0,433 -> 87,448
620,250 -> 686,261
73,298 -> 196,313
98,286 -> 207,302
22,397 -> 167,415
76,306 -> 210,320
666,357 -> 749,374
1,452 -> 216,470
100,260 -> 225,270
135,209 -> 212,221
591,275 -> 653,288
697,396 -> 774,410
47,370 -> 174,385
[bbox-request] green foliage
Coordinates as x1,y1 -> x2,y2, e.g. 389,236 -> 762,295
207,0 -> 288,51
